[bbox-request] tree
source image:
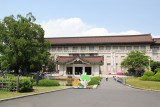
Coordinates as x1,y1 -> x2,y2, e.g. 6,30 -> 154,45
121,51 -> 150,76
43,56 -> 56,72
150,60 -> 160,73
0,12 -> 51,74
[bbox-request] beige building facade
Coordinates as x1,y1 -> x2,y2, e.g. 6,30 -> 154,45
46,34 -> 160,76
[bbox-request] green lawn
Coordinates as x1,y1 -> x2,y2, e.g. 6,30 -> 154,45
126,77 -> 160,90
0,86 -> 70,100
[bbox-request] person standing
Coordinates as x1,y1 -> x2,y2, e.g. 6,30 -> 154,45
106,74 -> 108,81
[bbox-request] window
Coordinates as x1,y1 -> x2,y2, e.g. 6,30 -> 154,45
89,46 -> 94,51
112,46 -> 118,50
153,47 -> 159,50
134,46 -> 139,50
106,46 -> 111,50
99,46 -> 104,50
121,56 -> 125,58
64,47 -> 68,51
72,47 -> 77,51
58,47 -> 62,51
52,47 -> 56,52
81,54 -> 85,56
127,46 -> 132,50
81,46 -> 86,50
141,46 -> 146,50
90,53 -> 94,56
120,46 -> 125,50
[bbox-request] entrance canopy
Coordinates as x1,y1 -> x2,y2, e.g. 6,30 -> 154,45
56,56 -> 104,65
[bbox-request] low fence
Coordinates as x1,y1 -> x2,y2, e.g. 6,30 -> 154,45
117,78 -> 126,85
0,76 -> 33,92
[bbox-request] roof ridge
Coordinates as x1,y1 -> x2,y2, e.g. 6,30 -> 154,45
45,34 -> 151,39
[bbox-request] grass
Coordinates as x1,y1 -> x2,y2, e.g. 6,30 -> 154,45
126,77 -> 160,90
0,86 -> 70,100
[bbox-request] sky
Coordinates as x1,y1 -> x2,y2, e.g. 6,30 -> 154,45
0,0 -> 160,38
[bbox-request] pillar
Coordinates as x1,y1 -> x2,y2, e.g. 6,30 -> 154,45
83,65 -> 85,75
73,65 -> 75,75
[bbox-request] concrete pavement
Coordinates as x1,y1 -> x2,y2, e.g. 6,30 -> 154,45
0,78 -> 160,107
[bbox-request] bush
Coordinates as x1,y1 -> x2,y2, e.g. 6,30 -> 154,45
88,77 -> 102,85
3,74 -> 16,79
143,71 -> 154,76
33,79 -> 60,86
66,83 -> 72,86
9,81 -> 17,91
153,71 -> 160,81
140,75 -> 152,81
154,68 -> 160,74
19,79 -> 32,92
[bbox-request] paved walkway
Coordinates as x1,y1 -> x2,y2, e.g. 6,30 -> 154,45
1,78 -> 160,107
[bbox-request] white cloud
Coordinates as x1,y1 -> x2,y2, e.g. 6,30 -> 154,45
41,18 -> 142,37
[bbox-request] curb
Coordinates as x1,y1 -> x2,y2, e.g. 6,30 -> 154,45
125,84 -> 160,92
0,87 -> 71,102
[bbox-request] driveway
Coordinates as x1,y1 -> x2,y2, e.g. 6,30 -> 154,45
1,78 -> 160,107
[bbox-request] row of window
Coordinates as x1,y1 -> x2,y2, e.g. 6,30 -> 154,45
51,45 -> 147,52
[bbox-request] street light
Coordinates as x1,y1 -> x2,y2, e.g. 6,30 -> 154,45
148,58 -> 151,71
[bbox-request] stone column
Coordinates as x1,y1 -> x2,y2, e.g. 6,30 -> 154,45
83,65 -> 85,75
73,65 -> 75,75
91,65 -> 94,76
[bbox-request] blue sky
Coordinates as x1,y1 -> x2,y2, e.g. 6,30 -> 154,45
1,0 -> 160,37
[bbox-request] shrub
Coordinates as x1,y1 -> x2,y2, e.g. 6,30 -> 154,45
88,78 -> 99,85
143,71 -> 154,76
66,83 -> 72,86
93,76 -> 102,81
153,71 -> 160,81
3,74 -> 16,79
19,79 -> 32,92
154,68 -> 160,74
33,79 -> 60,86
9,81 -> 17,91
140,75 -> 152,81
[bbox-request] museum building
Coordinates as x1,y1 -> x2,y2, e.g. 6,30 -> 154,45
45,34 -> 160,76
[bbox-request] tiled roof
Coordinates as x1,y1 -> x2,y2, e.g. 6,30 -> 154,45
153,38 -> 160,44
56,56 -> 103,64
45,34 -> 153,45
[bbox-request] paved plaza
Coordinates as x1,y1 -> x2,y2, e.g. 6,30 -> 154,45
1,78 -> 160,107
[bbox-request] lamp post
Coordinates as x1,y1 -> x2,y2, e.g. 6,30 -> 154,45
148,59 -> 151,71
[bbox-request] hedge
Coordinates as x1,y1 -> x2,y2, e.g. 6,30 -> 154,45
88,76 -> 102,85
33,79 -> 60,86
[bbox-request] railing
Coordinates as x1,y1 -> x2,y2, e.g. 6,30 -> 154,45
0,76 -> 33,92
50,49 -> 158,53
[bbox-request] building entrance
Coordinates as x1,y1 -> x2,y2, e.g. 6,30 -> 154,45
85,67 -> 91,75
66,67 -> 73,75
75,67 -> 83,75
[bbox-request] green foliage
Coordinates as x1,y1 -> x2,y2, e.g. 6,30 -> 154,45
140,75 -> 152,81
121,51 -> 150,76
43,56 -> 56,72
9,81 -> 17,91
33,79 -> 60,86
3,74 -> 16,79
153,71 -> 160,81
19,79 -> 32,92
66,83 -> 72,86
154,68 -> 160,74
0,12 -> 51,73
150,60 -> 160,73
143,71 -> 154,76
88,76 -> 102,85
140,71 -> 160,81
